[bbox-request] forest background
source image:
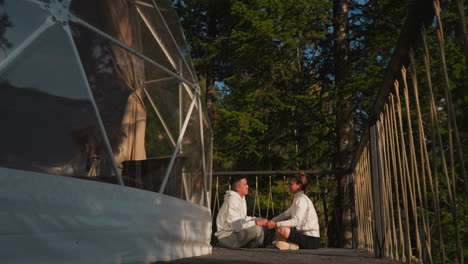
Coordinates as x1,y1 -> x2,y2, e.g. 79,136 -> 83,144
173,0 -> 467,260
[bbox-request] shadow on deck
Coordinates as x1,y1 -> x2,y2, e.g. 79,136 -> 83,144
156,247 -> 401,264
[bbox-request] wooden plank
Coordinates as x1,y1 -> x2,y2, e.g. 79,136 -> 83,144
155,247 -> 402,264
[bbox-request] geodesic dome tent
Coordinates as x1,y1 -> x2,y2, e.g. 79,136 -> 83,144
0,0 -> 213,262
0,0 -> 213,207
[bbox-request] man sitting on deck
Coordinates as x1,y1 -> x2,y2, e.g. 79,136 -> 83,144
215,175 -> 268,248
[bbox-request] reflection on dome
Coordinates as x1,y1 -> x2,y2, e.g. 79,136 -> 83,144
0,0 -> 212,207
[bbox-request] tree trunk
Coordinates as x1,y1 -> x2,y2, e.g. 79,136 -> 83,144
455,0 -> 468,72
206,1 -> 219,126
205,70 -> 217,126
328,0 -> 355,249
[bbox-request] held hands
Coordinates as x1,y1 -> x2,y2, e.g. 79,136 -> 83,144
255,219 -> 268,226
254,219 -> 276,229
266,221 -> 276,229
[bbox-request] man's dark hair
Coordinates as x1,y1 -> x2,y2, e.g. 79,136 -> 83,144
290,171 -> 308,192
230,175 -> 247,189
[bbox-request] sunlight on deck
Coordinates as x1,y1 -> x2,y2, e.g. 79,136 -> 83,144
155,247 -> 401,264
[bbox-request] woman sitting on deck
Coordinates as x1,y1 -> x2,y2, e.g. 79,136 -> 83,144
267,171 -> 320,250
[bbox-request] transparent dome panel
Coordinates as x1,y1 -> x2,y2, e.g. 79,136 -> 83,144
2,24 -> 89,99
0,0 -> 49,62
144,79 -> 182,140
71,21 -> 148,165
202,112 -> 213,207
70,0 -> 193,84
143,99 -> 174,158
180,101 -> 205,206
71,21 -> 197,197
0,23 -> 116,179
181,85 -> 195,129
153,0 -> 193,59
136,0 -> 196,84
144,81 -> 180,158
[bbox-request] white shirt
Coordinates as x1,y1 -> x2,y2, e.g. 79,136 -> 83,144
271,191 -> 320,237
215,190 -> 259,239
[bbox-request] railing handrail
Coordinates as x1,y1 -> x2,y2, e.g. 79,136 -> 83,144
350,0 -> 435,173
212,169 -> 344,176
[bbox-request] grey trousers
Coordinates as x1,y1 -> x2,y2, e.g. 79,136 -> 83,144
218,225 -> 264,248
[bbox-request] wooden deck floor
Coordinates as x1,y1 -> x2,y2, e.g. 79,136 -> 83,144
156,247 -> 401,264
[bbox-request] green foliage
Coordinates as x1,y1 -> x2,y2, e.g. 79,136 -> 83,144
174,0 -> 466,258
215,108 -> 268,169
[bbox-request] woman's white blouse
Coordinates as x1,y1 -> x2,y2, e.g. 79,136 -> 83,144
271,191 -> 320,237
